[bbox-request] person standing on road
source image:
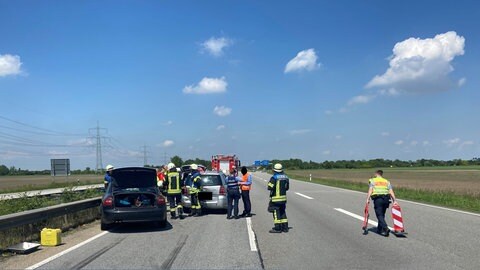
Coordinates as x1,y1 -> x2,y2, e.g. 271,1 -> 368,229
164,162 -> 185,219
365,170 -> 398,237
239,166 -> 252,217
189,164 -> 203,217
104,164 -> 114,190
267,163 -> 289,233
226,168 -> 241,219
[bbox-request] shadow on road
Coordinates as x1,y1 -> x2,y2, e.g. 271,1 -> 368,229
107,221 -> 173,234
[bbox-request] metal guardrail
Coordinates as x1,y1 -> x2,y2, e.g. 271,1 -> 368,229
0,184 -> 104,201
0,197 -> 101,231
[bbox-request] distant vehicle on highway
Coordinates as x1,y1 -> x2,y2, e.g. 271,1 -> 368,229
100,167 -> 167,230
182,171 -> 228,214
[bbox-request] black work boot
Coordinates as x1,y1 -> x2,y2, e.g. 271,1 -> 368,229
178,208 -> 185,219
282,223 -> 289,233
171,212 -> 177,219
269,225 -> 282,233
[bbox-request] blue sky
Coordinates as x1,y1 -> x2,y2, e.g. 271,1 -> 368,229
1,0 -> 479,170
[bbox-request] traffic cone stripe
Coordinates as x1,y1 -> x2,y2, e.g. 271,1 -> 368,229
393,219 -> 403,228
391,204 -> 405,232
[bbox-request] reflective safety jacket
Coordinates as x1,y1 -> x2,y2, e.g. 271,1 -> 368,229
190,172 -> 202,194
268,172 -> 289,203
226,175 -> 240,191
369,176 -> 391,196
239,173 -> 252,191
164,168 -> 184,195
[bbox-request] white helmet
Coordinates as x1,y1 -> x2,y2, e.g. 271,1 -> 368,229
190,164 -> 198,170
106,164 -> 114,171
167,162 -> 175,170
273,163 -> 283,172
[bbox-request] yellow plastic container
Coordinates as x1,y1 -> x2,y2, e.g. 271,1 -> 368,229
40,228 -> 62,246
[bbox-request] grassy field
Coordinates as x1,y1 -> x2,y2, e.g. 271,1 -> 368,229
287,167 -> 480,196
286,167 -> 480,213
0,174 -> 103,193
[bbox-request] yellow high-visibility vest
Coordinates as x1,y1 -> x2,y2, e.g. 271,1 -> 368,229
370,176 -> 390,196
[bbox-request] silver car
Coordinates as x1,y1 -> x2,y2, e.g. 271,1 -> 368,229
182,172 -> 228,213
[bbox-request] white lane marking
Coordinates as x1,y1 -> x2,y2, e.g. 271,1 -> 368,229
295,192 -> 314,200
254,172 -> 480,217
26,231 -> 109,270
334,208 -> 394,231
246,217 -> 258,251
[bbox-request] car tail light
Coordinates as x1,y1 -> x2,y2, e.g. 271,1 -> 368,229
219,186 -> 226,195
157,196 -> 166,205
102,196 -> 113,207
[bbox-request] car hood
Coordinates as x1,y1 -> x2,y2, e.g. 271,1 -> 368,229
111,167 -> 157,189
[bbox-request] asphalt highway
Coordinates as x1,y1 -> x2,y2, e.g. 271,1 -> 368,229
29,171 -> 480,269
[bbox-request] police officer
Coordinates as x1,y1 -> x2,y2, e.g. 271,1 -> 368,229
267,163 -> 289,233
164,162 -> 185,219
104,164 -> 114,190
239,166 -> 252,217
226,168 -> 241,219
365,170 -> 398,237
189,164 -> 203,217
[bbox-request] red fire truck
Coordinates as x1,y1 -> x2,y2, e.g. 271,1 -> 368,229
211,154 -> 241,173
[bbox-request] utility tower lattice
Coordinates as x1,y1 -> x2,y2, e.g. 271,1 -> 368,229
88,121 -> 109,173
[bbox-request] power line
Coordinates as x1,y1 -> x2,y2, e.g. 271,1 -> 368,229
88,121 -> 109,173
0,115 -> 84,136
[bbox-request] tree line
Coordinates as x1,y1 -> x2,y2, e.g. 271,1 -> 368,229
1,156 -> 478,176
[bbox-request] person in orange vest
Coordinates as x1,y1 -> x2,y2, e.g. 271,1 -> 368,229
239,166 -> 252,217
365,170 -> 398,237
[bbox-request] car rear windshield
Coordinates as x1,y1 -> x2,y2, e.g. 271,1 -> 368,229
200,175 -> 223,186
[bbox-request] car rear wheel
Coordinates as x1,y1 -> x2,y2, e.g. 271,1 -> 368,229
101,221 -> 112,231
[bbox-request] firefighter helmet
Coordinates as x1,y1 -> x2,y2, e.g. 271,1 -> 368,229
273,163 -> 283,172
106,164 -> 114,171
191,164 -> 198,170
167,162 -> 175,170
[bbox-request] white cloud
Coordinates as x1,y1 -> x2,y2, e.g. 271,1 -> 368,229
410,140 -> 418,146
213,106 -> 232,117
443,138 -> 460,147
289,129 -> 311,135
381,132 -> 390,137
201,37 -> 233,57
325,110 -> 333,115
335,135 -> 342,140
163,120 -> 173,126
366,31 -> 465,94
347,95 -> 376,106
423,140 -> 430,146
458,77 -> 466,87
216,125 -> 225,130
183,77 -> 227,94
322,150 -> 331,155
460,140 -> 474,149
395,140 -> 404,145
284,48 -> 320,73
0,54 -> 22,76
159,140 -> 174,147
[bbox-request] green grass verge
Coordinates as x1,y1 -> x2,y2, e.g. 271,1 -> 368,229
0,180 -> 101,194
288,173 -> 480,213
0,186 -> 103,216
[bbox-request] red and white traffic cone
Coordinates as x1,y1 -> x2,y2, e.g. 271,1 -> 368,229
391,204 -> 407,236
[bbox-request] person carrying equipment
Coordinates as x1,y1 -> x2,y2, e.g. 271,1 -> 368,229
226,167 -> 241,219
104,164 -> 114,190
189,164 -> 203,217
164,162 -> 185,219
365,170 -> 398,237
267,163 -> 290,233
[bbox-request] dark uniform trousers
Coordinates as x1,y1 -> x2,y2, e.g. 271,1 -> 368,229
272,202 -> 288,230
227,188 -> 241,217
241,190 -> 251,215
167,193 -> 182,217
372,194 -> 390,232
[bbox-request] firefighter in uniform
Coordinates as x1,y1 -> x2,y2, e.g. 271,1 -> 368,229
366,170 -> 398,237
104,164 -> 114,190
164,162 -> 185,219
267,163 -> 289,233
226,168 -> 241,219
239,166 -> 252,217
189,164 -> 202,217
